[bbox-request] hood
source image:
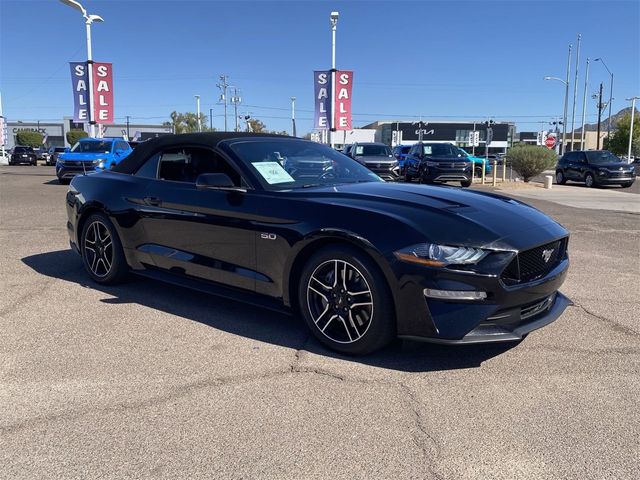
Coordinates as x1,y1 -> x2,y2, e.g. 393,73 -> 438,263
299,182 -> 567,251
59,152 -> 109,161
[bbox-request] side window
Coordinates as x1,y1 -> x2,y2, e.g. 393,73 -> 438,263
576,152 -> 587,163
157,147 -> 244,186
134,152 -> 161,178
116,141 -> 129,151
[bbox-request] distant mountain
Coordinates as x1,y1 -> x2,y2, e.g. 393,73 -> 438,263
574,106 -> 639,133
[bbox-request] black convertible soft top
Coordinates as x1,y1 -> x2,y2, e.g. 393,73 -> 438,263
112,132 -> 291,174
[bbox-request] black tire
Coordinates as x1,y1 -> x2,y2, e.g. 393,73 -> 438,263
80,212 -> 129,285
556,170 -> 566,185
620,182 -> 634,188
584,172 -> 596,188
404,172 -> 413,183
460,179 -> 472,188
298,245 -> 396,355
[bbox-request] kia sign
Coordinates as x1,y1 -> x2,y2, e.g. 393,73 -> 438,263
69,62 -> 90,122
92,62 -> 114,123
313,71 -> 331,129
334,70 -> 353,130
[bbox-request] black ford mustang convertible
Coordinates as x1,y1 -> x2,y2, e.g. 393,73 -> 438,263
66,133 -> 570,355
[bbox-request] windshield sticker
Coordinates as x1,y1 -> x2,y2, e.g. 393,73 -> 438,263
252,161 -> 295,184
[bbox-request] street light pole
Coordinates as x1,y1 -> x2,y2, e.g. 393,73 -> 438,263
595,58 -> 614,142
626,96 -> 639,161
562,44 -> 572,155
290,96 -> 297,137
195,95 -> 201,132
544,70 -> 570,154
209,108 -> 213,132
580,58 -> 590,149
329,11 -> 339,149
59,0 -> 104,139
570,34 -> 581,152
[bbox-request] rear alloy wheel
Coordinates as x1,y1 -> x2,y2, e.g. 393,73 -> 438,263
584,172 -> 596,188
556,170 -> 566,185
81,213 -> 128,284
299,246 -> 395,355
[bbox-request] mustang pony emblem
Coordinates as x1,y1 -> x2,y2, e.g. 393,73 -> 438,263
542,249 -> 554,263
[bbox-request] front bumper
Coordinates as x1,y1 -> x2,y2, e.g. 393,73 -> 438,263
56,163 -> 99,179
11,155 -> 36,164
401,291 -> 571,344
423,165 -> 472,183
390,241 -> 570,343
596,174 -> 635,184
366,164 -> 401,181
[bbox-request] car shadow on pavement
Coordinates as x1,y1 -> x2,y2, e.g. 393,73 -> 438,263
22,249 -> 518,373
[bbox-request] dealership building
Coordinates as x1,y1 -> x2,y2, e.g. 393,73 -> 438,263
360,120 -> 516,154
4,118 -> 172,149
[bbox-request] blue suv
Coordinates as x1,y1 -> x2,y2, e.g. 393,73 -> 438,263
56,137 -> 132,184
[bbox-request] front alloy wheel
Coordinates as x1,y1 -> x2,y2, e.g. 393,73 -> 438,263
299,246 -> 395,355
307,259 -> 373,344
556,170 -> 566,184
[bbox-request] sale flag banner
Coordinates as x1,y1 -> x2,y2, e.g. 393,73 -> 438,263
333,70 -> 353,130
92,62 -> 114,124
313,71 -> 331,129
69,61 -> 89,122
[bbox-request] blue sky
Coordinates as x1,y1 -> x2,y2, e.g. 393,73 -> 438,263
1,0 -> 638,134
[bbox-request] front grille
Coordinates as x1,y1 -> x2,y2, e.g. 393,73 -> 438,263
501,238 -> 567,284
437,162 -> 467,168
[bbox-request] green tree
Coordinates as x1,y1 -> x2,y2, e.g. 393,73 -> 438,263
163,111 -> 212,134
66,129 -> 88,145
15,131 -> 43,147
506,144 -> 558,182
247,118 -> 266,133
603,112 -> 640,157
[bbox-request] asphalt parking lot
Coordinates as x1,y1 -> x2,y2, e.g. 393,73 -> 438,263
1,166 -> 639,480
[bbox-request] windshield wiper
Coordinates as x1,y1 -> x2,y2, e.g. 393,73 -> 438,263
301,183 -> 324,188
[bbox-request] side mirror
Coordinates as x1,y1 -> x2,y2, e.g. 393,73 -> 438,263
196,173 -> 243,191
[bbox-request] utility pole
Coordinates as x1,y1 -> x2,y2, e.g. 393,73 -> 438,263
0,91 -> 6,161
126,115 -> 130,139
580,58 -> 590,149
209,108 -> 213,132
290,97 -> 297,137
595,58 -> 614,142
626,97 -> 639,161
570,34 -> 581,152
217,74 -> 229,131
194,95 -> 201,132
596,82 -> 604,150
231,87 -> 241,132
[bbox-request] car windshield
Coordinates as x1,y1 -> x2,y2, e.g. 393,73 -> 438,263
401,146 -> 411,154
226,139 -> 383,191
423,143 -> 460,157
14,147 -> 33,153
355,145 -> 392,156
585,151 -> 621,164
71,141 -> 111,153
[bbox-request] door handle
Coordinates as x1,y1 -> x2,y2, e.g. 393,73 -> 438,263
144,196 -> 162,206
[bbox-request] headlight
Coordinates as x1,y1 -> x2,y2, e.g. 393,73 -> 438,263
394,243 -> 488,267
98,161 -> 105,169
424,161 -> 438,167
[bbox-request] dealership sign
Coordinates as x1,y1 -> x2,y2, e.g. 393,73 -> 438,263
69,61 -> 114,124
313,70 -> 353,130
